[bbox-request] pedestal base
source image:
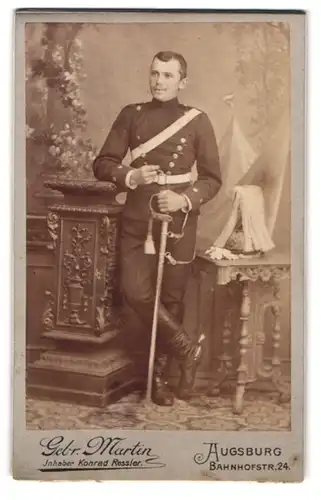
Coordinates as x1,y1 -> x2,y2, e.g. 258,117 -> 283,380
27,347 -> 140,407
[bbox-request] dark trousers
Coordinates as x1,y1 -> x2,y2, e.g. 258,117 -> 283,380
120,213 -> 197,356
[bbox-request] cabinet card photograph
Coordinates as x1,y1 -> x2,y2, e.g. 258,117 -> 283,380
13,9 -> 306,481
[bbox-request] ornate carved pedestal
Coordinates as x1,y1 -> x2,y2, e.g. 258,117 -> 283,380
27,180 -> 138,407
194,252 -> 291,415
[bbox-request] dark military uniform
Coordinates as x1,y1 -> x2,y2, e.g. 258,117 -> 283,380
93,97 -> 221,403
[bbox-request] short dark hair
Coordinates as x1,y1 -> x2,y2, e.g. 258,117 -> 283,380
152,51 -> 187,80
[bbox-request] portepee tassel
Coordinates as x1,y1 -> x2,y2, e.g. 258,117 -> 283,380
144,217 -> 156,255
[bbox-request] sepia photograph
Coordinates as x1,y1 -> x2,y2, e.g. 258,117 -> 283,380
13,9 -> 305,481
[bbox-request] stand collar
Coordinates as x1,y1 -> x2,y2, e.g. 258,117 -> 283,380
150,97 -> 180,109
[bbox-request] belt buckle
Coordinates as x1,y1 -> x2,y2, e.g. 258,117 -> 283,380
157,170 -> 166,186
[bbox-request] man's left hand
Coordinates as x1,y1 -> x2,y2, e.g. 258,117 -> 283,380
157,190 -> 188,213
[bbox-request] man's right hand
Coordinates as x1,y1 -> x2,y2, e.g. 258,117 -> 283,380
129,165 -> 160,186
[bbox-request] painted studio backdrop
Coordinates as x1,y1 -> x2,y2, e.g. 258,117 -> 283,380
25,22 -> 291,429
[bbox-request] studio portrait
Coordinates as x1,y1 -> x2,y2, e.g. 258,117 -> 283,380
25,19 -> 291,432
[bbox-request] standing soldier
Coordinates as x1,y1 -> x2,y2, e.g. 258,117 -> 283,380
93,51 -> 222,406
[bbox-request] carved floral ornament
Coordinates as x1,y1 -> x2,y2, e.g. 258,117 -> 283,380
100,216 -> 110,255
42,290 -> 55,330
63,225 -> 93,286
217,265 -> 290,286
94,216 -> 119,334
47,211 -> 60,250
61,224 -> 93,327
95,305 -> 106,333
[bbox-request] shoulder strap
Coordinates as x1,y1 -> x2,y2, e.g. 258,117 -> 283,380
130,108 -> 202,162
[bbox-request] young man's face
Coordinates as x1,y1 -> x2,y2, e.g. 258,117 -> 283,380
149,57 -> 187,102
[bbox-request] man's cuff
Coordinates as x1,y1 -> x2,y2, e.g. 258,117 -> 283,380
181,194 -> 192,213
181,184 -> 207,212
125,169 -> 138,190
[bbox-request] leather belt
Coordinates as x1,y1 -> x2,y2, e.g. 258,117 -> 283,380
156,171 -> 192,186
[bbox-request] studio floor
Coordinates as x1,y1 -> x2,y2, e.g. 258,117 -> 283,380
26,389 -> 291,431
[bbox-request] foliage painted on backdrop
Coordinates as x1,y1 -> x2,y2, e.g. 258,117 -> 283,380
232,22 -> 290,147
26,23 -> 98,181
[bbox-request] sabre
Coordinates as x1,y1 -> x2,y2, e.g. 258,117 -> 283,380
144,176 -> 172,403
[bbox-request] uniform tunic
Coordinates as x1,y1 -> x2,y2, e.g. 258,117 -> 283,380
93,97 -> 221,347
93,97 -> 221,221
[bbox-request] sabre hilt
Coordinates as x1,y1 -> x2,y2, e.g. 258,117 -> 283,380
144,172 -> 172,255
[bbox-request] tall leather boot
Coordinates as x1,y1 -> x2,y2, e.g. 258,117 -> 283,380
176,344 -> 203,401
157,305 -> 205,400
172,328 -> 205,400
125,297 -> 204,401
152,353 -> 174,406
160,302 -> 183,395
